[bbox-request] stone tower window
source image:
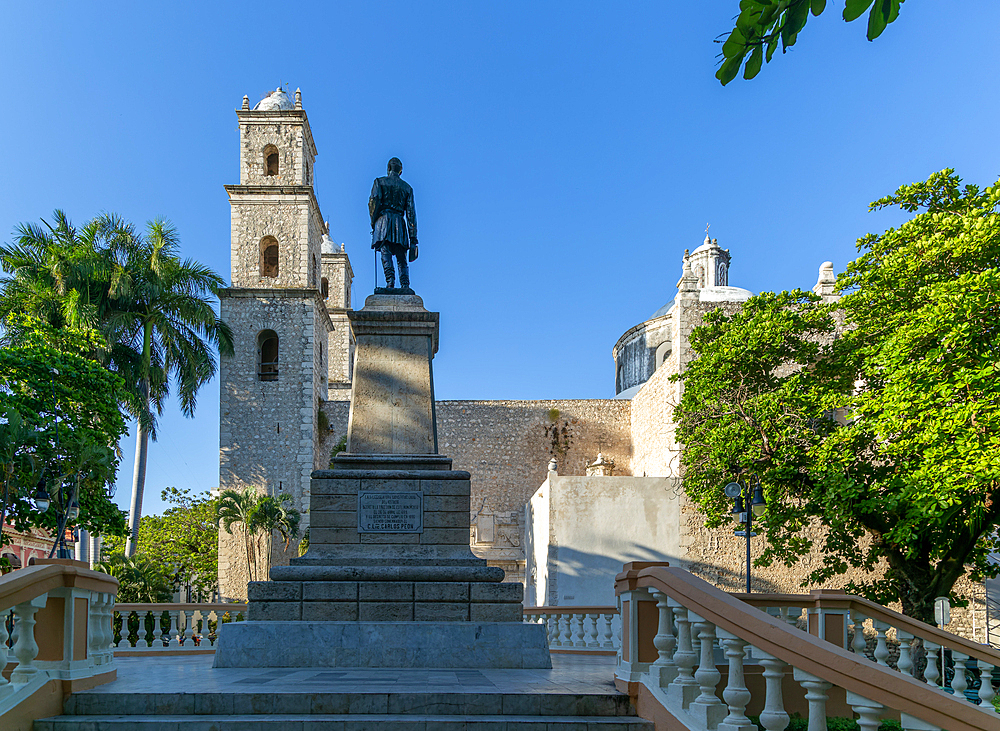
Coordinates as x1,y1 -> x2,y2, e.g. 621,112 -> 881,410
258,330 -> 279,381
260,237 -> 279,278
264,145 -> 279,176
321,277 -> 329,299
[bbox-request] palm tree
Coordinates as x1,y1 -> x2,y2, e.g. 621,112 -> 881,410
94,215 -> 234,555
216,488 -> 300,582
0,210 -> 108,334
251,493 -> 301,581
95,552 -> 172,603
216,488 -> 260,582
0,211 -> 234,556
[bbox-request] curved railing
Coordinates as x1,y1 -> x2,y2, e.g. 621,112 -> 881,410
112,602 -> 246,653
616,562 -> 1000,731
0,558 -> 118,723
523,605 -> 620,653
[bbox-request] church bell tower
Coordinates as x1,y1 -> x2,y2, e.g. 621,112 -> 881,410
217,87 -> 335,599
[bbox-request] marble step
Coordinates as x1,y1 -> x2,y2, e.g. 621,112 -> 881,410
35,714 -> 655,730
63,692 -> 635,717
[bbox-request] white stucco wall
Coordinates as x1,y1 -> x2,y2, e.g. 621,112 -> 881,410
524,474 -> 682,607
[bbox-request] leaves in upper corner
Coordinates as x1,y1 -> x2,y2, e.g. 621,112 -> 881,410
843,0 -> 875,22
744,45 -> 764,79
717,0 -> 906,85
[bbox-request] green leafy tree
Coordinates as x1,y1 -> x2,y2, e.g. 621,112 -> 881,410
216,488 -> 300,583
94,552 -> 172,603
102,487 -> 218,600
0,211 -> 234,557
675,169 -> 1000,623
717,0 -> 907,85
0,318 -> 128,548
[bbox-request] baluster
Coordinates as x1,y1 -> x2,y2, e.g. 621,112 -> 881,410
872,620 -> 890,667
602,612 -> 616,649
542,614 -> 554,646
756,650 -> 790,731
561,614 -> 573,647
896,631 -> 914,677
103,596 -> 115,659
717,631 -> 753,731
10,596 -> 47,684
549,614 -> 560,647
96,594 -> 111,662
650,590 -> 677,685
87,593 -> 99,662
951,652 -> 968,699
690,617 -> 726,728
793,669 -> 832,731
979,662 -> 996,708
136,611 -> 149,648
553,614 -> 565,647
851,611 -> 869,660
780,607 -> 801,630
847,693 -> 884,731
168,611 -> 182,648
95,594 -> 111,662
183,609 -> 195,647
573,613 -> 587,647
0,607 -> 11,699
586,613 -> 600,648
924,641 -> 940,687
665,602 -> 699,709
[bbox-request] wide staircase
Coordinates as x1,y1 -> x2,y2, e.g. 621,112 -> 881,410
37,689 -> 652,729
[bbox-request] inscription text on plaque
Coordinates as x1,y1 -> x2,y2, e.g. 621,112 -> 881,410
358,491 -> 424,533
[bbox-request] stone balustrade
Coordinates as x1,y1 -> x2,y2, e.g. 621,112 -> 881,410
523,606 -> 620,654
112,603 -> 246,654
736,588 -> 1000,704
615,562 -> 1000,731
0,558 -> 119,725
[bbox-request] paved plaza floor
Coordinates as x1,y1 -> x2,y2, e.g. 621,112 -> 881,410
89,654 -> 621,697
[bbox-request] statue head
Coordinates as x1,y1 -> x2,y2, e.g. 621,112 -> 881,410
387,157 -> 402,175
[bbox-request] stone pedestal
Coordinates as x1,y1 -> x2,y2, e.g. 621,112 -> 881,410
215,293 -> 550,669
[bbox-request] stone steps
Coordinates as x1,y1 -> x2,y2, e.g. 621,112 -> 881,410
36,713 -> 654,729
38,690 -> 652,730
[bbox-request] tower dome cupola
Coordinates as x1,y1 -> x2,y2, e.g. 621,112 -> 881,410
254,87 -> 294,111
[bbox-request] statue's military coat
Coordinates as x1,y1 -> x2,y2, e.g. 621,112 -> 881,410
369,172 -> 418,250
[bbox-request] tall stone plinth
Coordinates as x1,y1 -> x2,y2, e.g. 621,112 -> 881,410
214,294 -> 550,668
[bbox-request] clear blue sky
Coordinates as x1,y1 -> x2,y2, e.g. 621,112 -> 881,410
2,2 -> 998,518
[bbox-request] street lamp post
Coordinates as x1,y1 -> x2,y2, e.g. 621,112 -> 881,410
724,478 -> 766,593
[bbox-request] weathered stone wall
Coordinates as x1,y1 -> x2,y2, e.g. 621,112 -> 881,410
218,290 -> 326,599
229,196 -> 322,289
436,399 -> 633,514
238,113 -> 316,187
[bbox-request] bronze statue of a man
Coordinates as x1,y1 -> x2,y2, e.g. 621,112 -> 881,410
369,157 -> 418,291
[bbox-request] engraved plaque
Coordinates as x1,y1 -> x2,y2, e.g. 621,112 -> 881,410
358,491 -> 423,533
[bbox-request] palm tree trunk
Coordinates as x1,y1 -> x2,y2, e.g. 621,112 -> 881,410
125,411 -> 149,556
126,323 -> 153,557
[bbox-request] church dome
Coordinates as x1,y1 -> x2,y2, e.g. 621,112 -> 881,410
254,88 -> 294,111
